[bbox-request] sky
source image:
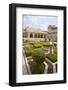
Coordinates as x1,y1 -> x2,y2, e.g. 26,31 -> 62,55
23,15 -> 57,31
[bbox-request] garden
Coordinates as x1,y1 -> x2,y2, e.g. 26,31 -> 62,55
23,40 -> 57,74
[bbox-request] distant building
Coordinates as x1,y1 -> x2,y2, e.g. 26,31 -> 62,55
23,25 -> 57,42
47,25 -> 57,42
23,27 -> 47,41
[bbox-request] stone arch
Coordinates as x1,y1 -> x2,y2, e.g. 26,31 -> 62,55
38,34 -> 40,38
41,34 -> 43,38
30,33 -> 33,38
44,34 -> 46,38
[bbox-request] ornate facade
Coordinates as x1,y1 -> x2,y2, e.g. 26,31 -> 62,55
23,25 -> 57,42
47,25 -> 57,42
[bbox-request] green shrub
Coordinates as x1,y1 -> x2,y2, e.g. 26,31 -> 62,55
32,63 -> 45,74
29,60 -> 45,74
46,53 -> 57,63
24,40 -> 30,43
33,43 -> 43,48
32,49 -> 45,64
24,47 -> 32,57
43,43 -> 52,47
54,48 -> 57,54
54,51 -> 57,54
28,41 -> 52,48
29,42 -> 35,45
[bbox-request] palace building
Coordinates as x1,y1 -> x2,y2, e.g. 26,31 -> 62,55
23,25 -> 57,42
47,25 -> 57,42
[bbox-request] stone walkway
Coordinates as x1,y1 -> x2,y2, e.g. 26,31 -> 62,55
45,58 -> 53,73
23,58 -> 28,75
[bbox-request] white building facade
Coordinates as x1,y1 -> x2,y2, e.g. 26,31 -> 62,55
23,27 -> 47,41
23,25 -> 57,42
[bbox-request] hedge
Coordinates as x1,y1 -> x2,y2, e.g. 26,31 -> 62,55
24,47 -> 33,57
46,53 -> 57,63
33,43 -> 43,48
32,49 -> 45,64
32,63 -> 45,74
29,60 -> 45,74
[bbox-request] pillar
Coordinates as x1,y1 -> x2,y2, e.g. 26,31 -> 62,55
28,33 -> 30,38
43,34 -> 44,38
33,33 -> 35,38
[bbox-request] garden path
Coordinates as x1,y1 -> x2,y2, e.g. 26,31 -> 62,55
45,58 -> 53,73
23,57 -> 28,75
